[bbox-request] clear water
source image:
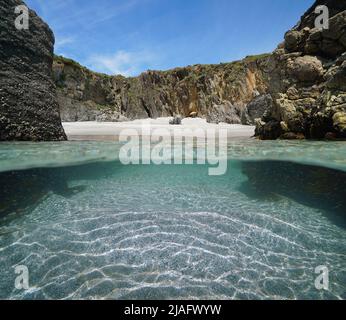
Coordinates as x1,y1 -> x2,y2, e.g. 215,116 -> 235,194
0,140 -> 345,300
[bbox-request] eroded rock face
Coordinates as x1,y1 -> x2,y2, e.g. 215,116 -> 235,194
53,55 -> 270,124
242,94 -> 273,125
52,0 -> 346,140
0,0 -> 66,141
287,56 -> 324,82
255,0 -> 346,139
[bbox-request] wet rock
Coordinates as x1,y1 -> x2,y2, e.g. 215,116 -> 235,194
324,131 -> 337,140
281,132 -> 305,140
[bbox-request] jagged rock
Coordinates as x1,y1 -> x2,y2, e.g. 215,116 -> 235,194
206,102 -> 244,124
53,55 -> 270,124
284,31 -> 302,52
255,0 -> 346,140
0,0 -> 66,141
286,86 -> 300,100
333,111 -> 346,135
326,61 -> 346,90
255,119 -> 282,140
242,94 -> 273,125
287,56 -> 324,82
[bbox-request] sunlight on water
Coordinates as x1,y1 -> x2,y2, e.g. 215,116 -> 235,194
0,141 -> 345,299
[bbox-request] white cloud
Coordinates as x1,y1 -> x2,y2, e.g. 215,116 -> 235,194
29,0 -> 151,32
55,36 -> 74,51
87,50 -> 156,77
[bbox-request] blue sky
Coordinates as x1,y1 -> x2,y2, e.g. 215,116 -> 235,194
25,0 -> 314,76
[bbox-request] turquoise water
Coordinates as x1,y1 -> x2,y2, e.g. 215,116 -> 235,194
0,140 -> 345,299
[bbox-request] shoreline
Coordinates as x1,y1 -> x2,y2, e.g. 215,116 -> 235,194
63,118 -> 256,141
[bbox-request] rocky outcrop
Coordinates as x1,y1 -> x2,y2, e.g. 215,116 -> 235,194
255,0 -> 346,139
241,94 -> 273,125
53,0 -> 346,140
0,0 -> 66,141
53,54 -> 270,124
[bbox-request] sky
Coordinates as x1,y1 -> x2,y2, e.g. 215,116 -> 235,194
25,0 -> 315,77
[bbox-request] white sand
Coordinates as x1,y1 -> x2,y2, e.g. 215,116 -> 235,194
63,118 -> 255,141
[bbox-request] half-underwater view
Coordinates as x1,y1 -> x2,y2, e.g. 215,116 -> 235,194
0,0 -> 345,303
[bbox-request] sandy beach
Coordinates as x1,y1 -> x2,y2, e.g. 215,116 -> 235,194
63,118 -> 255,141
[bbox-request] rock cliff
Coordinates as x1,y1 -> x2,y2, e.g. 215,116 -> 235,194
53,54 -> 270,125
255,0 -> 346,139
54,0 -> 346,140
0,0 -> 66,141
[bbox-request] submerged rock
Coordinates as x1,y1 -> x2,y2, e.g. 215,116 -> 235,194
0,0 -> 66,141
241,160 -> 346,224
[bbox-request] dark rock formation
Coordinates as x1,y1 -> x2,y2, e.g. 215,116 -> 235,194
53,54 -> 270,124
0,0 -> 66,141
241,160 -> 346,227
255,0 -> 346,139
169,115 -> 182,125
